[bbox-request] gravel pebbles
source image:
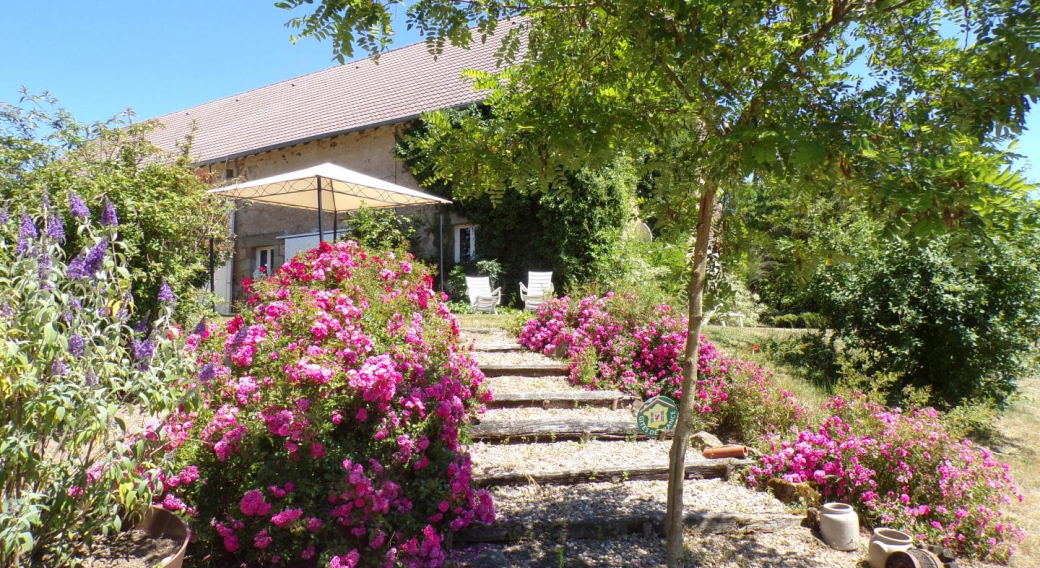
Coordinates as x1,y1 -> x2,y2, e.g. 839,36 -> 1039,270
450,536 -> 667,568
488,478 -> 787,526
485,376 -> 581,394
473,350 -> 566,367
471,439 -> 709,476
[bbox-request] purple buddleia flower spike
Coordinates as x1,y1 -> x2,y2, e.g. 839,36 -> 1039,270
69,193 -> 90,219
51,360 -> 68,377
16,215 -> 37,255
68,238 -> 109,279
192,318 -> 206,336
0,205 -> 8,225
46,214 -> 64,243
40,192 -> 51,212
133,318 -> 150,334
85,368 -> 98,386
100,199 -> 118,227
158,278 -> 176,305
132,336 -> 156,370
70,296 -> 82,312
198,362 -> 216,384
68,334 -> 84,357
37,248 -> 52,290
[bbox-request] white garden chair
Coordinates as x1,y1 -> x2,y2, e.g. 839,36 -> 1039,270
520,271 -> 554,311
465,276 -> 501,314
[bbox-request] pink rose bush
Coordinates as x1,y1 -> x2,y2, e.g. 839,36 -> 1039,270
519,293 -> 1023,561
749,392 -> 1024,562
518,293 -> 806,437
157,241 -> 493,567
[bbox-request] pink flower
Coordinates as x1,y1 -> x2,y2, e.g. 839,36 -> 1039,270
254,529 -> 272,549
240,489 -> 272,516
271,508 -> 303,527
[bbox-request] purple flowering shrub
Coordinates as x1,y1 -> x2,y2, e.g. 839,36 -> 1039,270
0,196 -> 190,567
749,392 -> 1024,561
158,241 -> 493,568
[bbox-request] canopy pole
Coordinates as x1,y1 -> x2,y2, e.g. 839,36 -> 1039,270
439,206 -> 445,292
317,176 -> 324,243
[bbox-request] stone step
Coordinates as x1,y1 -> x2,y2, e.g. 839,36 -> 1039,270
470,416 -> 655,442
474,460 -> 750,487
487,390 -> 638,410
481,363 -> 570,377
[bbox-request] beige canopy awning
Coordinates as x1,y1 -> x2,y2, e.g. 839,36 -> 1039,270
208,162 -> 453,288
208,162 -> 451,213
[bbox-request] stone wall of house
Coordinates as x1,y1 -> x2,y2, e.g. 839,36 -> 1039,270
201,123 -> 462,303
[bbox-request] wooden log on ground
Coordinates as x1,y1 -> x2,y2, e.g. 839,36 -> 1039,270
470,417 -> 650,441
454,510 -> 803,543
486,390 -> 638,410
480,364 -> 570,377
474,459 -> 753,486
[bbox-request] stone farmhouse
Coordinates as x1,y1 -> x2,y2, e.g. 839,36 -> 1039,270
144,30 -> 516,308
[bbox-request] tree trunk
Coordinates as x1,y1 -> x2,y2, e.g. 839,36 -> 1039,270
665,182 -> 718,568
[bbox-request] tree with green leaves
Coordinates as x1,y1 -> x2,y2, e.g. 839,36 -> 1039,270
279,1 -> 1040,564
0,93 -> 234,322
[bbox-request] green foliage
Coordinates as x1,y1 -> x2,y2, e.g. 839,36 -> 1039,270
399,107 -> 635,303
817,231 -> 1040,408
0,197 -> 192,566
340,202 -> 415,252
0,93 -> 234,322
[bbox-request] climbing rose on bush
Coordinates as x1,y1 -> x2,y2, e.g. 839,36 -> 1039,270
749,392 -> 1024,562
159,241 -> 493,567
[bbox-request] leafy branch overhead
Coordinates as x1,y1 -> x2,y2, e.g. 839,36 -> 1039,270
282,0 -> 1039,237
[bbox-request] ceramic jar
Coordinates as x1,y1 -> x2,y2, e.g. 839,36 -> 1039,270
867,528 -> 913,568
819,502 -> 859,551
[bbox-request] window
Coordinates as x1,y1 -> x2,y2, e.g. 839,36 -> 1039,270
454,224 -> 478,263
254,246 -> 275,278
224,166 -> 238,181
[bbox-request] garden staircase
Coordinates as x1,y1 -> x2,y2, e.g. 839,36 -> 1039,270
450,326 -> 786,567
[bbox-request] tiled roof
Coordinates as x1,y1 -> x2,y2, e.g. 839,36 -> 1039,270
144,27 -> 517,165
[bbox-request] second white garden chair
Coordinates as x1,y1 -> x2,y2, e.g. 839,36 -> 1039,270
520,271 -> 554,311
465,276 -> 501,314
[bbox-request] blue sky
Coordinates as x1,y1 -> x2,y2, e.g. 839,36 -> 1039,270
1,1 -> 1037,182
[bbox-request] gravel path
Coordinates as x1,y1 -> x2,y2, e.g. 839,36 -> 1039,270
451,537 -> 667,568
484,376 -> 580,394
474,350 -> 567,367
489,478 -> 787,525
471,439 -> 709,476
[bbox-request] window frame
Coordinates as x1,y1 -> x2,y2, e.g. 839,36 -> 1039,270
255,246 -> 275,277
453,224 -> 478,263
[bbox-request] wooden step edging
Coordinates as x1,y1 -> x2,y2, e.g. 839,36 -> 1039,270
474,458 -> 753,487
480,364 -> 570,377
486,390 -> 639,410
455,510 -> 803,544
471,417 -> 653,442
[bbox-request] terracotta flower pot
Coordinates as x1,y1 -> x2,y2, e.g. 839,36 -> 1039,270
701,445 -> 749,459
136,506 -> 190,568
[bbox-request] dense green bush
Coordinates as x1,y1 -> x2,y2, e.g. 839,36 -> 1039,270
0,195 -> 191,566
340,203 -> 415,252
818,233 -> 1040,408
0,94 -> 233,322
398,107 -> 636,302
